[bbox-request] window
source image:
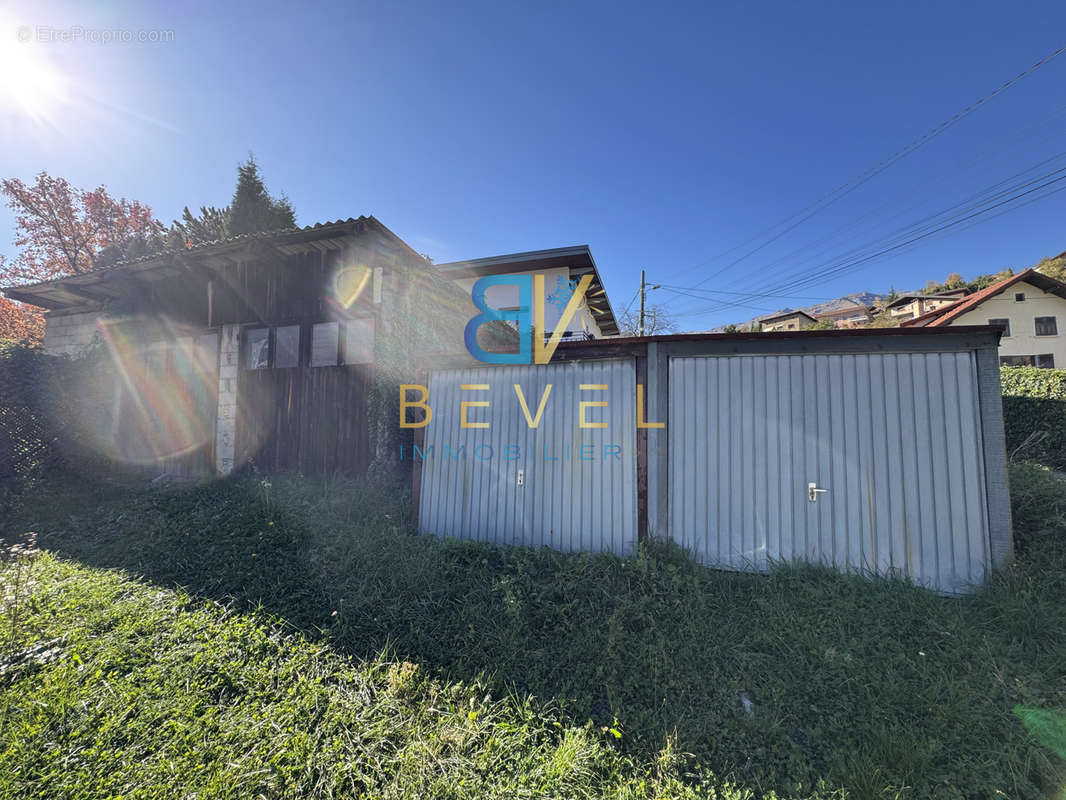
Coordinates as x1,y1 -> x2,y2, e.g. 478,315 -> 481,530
246,328 -> 269,369
988,318 -> 1011,337
311,322 -> 339,367
1035,316 -> 1058,336
1000,355 -> 1035,367
1036,354 -> 1056,369
1015,292 -> 1026,302
274,325 -> 300,368
343,318 -> 375,364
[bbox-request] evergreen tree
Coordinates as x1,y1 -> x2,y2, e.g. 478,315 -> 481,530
169,205 -> 230,248
227,155 -> 296,236
167,156 -> 296,248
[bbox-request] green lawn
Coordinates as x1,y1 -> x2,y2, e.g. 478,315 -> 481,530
1,464 -> 1064,799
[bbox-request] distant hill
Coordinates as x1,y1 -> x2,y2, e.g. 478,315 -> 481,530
695,292 -> 885,333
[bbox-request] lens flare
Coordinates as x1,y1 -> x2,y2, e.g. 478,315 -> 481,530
60,316 -> 220,468
332,263 -> 372,309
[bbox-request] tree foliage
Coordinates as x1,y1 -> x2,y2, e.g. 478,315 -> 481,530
1036,252 -> 1066,283
0,295 -> 43,344
920,268 -> 1015,297
808,318 -> 837,330
168,205 -> 230,249
167,156 -> 297,247
0,172 -> 164,284
227,156 -> 296,237
618,303 -> 678,337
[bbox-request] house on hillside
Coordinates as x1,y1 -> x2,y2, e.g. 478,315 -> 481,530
759,310 -> 817,332
902,267 -> 1066,368
881,289 -> 968,321
2,217 -> 619,478
812,302 -> 872,329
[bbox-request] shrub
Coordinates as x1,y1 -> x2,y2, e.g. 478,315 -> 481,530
1001,366 -> 1066,469
0,341 -> 117,511
1008,462 -> 1066,556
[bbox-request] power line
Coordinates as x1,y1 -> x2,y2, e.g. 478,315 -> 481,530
669,166 -> 1066,319
667,101 -> 1066,314
660,41 -> 1066,290
659,283 -> 831,301
669,147 -> 1066,316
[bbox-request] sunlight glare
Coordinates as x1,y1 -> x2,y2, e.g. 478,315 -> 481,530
0,34 -> 68,121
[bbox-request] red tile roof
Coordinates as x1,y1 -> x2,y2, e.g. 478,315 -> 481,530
900,268 -> 1066,327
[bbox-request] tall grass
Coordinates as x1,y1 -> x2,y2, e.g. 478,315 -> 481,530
1,464 -> 1064,798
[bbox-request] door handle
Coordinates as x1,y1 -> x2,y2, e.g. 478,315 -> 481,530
808,482 -> 829,502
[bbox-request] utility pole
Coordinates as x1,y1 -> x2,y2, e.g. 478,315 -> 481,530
637,270 -> 661,337
638,269 -> 646,337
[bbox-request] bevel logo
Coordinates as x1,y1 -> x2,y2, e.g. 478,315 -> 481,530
463,274 -> 603,364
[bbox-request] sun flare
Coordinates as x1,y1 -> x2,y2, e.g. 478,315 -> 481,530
0,34 -> 68,121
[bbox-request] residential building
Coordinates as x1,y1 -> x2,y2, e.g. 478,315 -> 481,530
812,302 -> 872,328
434,246 -> 619,340
759,310 -> 817,331
901,268 -> 1066,368
882,289 -> 968,321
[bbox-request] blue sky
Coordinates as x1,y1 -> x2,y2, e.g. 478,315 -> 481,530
1,0 -> 1065,330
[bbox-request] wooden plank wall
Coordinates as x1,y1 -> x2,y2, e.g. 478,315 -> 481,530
235,364 -> 374,475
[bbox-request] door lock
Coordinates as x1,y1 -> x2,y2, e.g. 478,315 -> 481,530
808,482 -> 829,502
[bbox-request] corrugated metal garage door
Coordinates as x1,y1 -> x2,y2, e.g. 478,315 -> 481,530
669,352 -> 991,593
419,358 -> 638,555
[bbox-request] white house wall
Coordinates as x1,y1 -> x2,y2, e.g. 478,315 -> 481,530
946,280 -> 1066,366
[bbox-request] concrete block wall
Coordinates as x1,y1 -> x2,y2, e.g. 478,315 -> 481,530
215,324 -> 240,475
43,312 -> 103,356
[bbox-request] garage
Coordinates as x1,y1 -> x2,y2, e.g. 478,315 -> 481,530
668,351 -> 991,592
416,328 -> 1012,593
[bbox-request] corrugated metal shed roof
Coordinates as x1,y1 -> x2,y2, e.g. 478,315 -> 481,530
1,216 -> 423,309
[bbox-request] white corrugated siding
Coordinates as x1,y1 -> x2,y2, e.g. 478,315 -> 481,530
668,352 -> 991,593
418,359 -> 638,556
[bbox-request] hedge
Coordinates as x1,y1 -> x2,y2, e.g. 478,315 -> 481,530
0,340 -> 117,512
1001,366 -> 1066,469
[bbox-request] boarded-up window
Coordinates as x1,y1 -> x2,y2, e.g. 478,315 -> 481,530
246,328 -> 269,369
343,318 -> 375,364
311,322 -> 339,367
275,325 -> 300,368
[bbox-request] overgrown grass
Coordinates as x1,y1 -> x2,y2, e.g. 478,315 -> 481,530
1,465 -> 1065,799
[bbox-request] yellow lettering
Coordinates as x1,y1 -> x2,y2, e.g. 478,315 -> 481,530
578,383 -> 608,429
460,383 -> 490,429
400,384 -> 432,428
637,383 -> 665,429
534,274 -> 594,364
513,383 -> 553,428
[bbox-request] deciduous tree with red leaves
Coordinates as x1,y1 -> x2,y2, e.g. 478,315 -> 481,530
0,296 -> 44,342
0,249 -> 44,342
0,171 -> 164,285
